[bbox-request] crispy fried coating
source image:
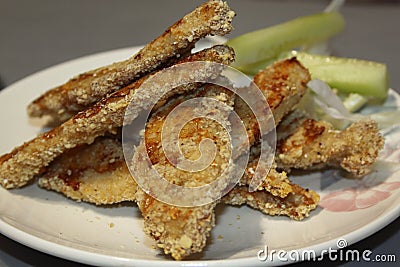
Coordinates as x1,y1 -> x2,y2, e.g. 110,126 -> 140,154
223,184 -> 319,221
277,118 -> 384,176
132,59 -> 312,259
235,57 -> 311,145
37,131 -> 217,260
38,137 -> 137,205
27,0 -> 235,124
38,137 -> 319,221
0,45 -> 235,189
132,84 -> 236,260
38,138 -> 318,257
238,145 -> 293,198
253,58 -> 310,125
36,58 -> 313,259
135,189 -> 216,260
233,58 -> 311,197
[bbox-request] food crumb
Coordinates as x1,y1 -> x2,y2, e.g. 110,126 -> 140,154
109,222 -> 115,228
217,234 -> 223,240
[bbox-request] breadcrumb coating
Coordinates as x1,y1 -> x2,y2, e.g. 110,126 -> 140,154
223,184 -> 319,221
277,118 -> 384,176
237,57 -> 311,146
132,84 -> 236,260
27,0 -> 235,124
38,137 -> 137,205
0,45 -> 235,189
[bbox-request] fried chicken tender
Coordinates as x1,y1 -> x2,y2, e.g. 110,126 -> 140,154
38,137 -> 319,220
132,58 -> 313,259
277,118 -> 384,176
38,135 -> 217,259
238,145 -> 293,198
223,184 -> 320,221
234,58 -> 311,197
239,57 -> 311,142
27,0 -> 235,124
36,57 -> 313,259
36,122 -> 221,260
38,138 -> 319,256
38,137 -> 137,205
0,45 -> 235,189
135,189 -> 217,260
131,84 -> 236,260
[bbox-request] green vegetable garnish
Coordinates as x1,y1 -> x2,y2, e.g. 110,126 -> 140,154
226,12 -> 345,68
290,51 -> 389,99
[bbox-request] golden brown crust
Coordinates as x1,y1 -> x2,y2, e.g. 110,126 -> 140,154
254,58 -> 310,121
38,136 -> 216,258
38,137 -> 319,255
223,184 -> 320,221
0,45 -> 235,189
38,137 -> 137,205
135,189 -> 216,260
133,84 -> 236,260
231,58 -> 311,198
27,0 -> 235,124
253,58 -> 310,119
277,119 -> 384,176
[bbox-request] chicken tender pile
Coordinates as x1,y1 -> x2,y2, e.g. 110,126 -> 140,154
0,0 -> 384,261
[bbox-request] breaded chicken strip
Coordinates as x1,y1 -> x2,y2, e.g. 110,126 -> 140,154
36,124 -> 220,260
37,58 -> 312,260
234,58 -> 311,197
0,45 -> 235,189
39,137 -> 319,220
37,58 -> 313,260
238,145 -> 293,198
27,0 -> 235,124
38,137 -> 137,205
223,184 -> 319,221
132,59 -> 312,259
132,84 -> 236,260
235,57 -> 311,146
38,139 -> 319,249
277,118 -> 384,176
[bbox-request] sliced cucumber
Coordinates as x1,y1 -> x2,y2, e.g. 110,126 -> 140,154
239,51 -> 389,99
342,93 -> 368,112
234,57 -> 274,76
291,51 -> 389,98
226,12 -> 344,67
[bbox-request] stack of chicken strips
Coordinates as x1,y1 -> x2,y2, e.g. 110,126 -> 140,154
0,0 -> 384,260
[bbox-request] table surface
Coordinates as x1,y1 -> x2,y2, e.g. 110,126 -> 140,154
0,0 -> 399,266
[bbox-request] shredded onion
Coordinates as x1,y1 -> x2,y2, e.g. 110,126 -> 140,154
306,79 -> 363,122
304,79 -> 400,131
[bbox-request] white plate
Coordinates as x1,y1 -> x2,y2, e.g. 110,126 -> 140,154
0,46 -> 399,266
